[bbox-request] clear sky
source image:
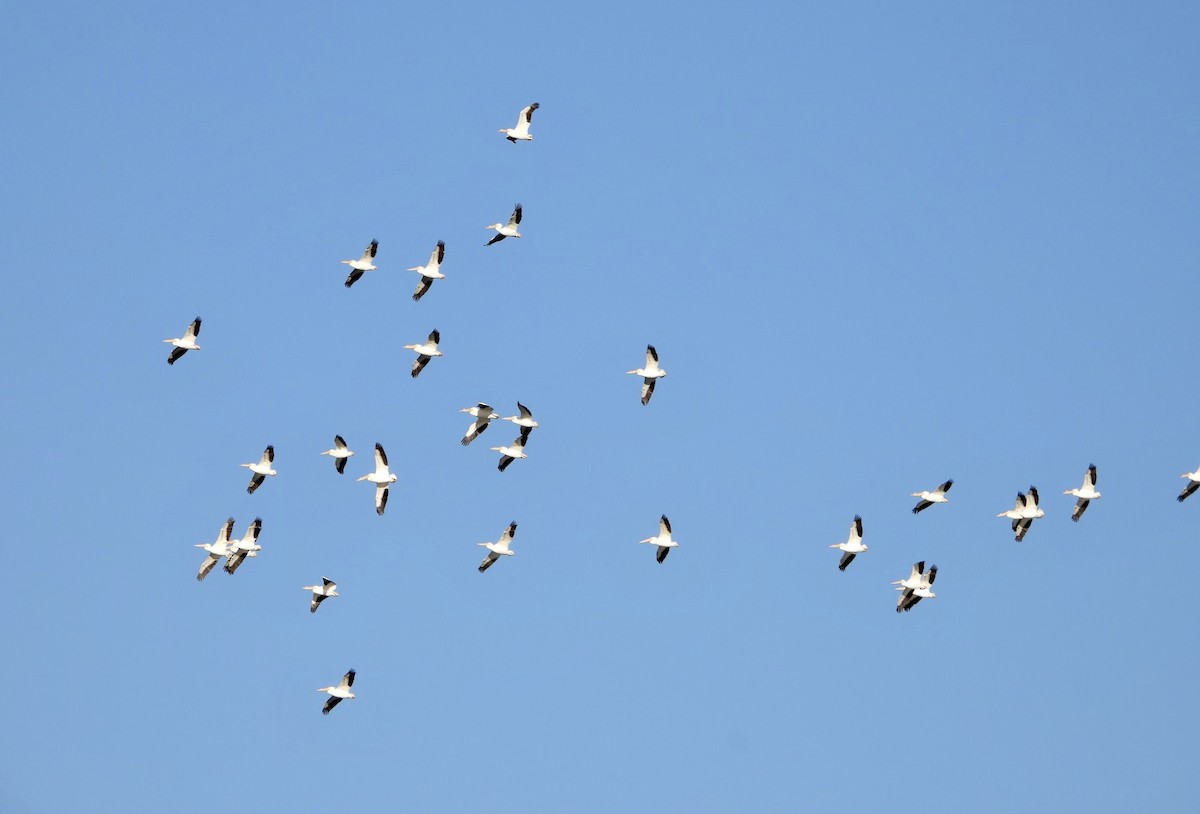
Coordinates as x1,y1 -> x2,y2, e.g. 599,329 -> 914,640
3,1 -> 1199,811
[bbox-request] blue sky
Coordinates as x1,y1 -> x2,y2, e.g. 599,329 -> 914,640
4,1 -> 1199,811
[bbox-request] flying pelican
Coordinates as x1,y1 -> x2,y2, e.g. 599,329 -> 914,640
320,435 -> 355,474
1178,466 -> 1200,502
911,479 -> 953,514
357,443 -> 397,515
640,514 -> 679,563
341,239 -> 379,288
829,515 -> 867,571
477,521 -> 518,573
302,578 -> 339,613
318,669 -> 356,715
240,445 -> 277,494
195,517 -> 236,582
491,435 -> 527,472
996,491 -> 1034,541
404,329 -> 442,378
501,402 -> 539,441
895,562 -> 937,613
486,204 -> 522,245
1019,485 -> 1045,541
499,103 -> 539,142
1064,464 -> 1100,522
627,345 -> 667,405
408,240 -> 445,302
164,316 -> 201,365
460,404 -> 500,446
223,517 -> 262,575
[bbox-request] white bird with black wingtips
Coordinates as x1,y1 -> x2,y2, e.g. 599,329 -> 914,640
404,329 -> 442,378
627,345 -> 667,405
408,240 -> 445,302
830,515 -> 867,571
911,479 -> 953,514
501,402 -> 539,441
997,491 -> 1032,542
894,561 -> 937,613
1065,464 -> 1100,522
491,436 -> 527,472
320,435 -> 354,474
357,443 -> 397,516
318,669 -> 356,715
640,514 -> 679,563
499,103 -> 539,142
460,404 -> 500,446
195,517 -> 236,582
240,445 -> 277,494
486,204 -> 522,245
342,239 -> 379,288
164,317 -> 201,365
477,522 -> 518,573
223,517 -> 262,575
1178,466 -> 1200,503
302,578 -> 339,613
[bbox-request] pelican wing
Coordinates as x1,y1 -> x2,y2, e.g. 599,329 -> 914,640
498,521 -> 517,548
376,484 -> 389,516
411,355 -> 431,378
197,555 -> 219,582
849,515 -> 863,544
335,456 -> 347,474
646,344 -> 659,366
938,479 -> 954,493
217,517 -> 235,545
1085,464 -> 1097,490
412,277 -> 433,302
1180,481 -> 1200,502
167,346 -> 188,365
912,499 -> 933,514
510,204 -> 523,226
322,696 -> 342,715
342,670 -> 356,688
659,515 -> 672,536
374,443 -> 389,473
185,317 -> 202,340
344,268 -> 364,288
247,473 -> 265,494
521,102 -> 539,125
656,546 -> 670,564
363,239 -> 378,261
433,240 -> 445,266
838,551 -> 856,572
641,377 -> 656,405
1072,498 -> 1090,522
478,552 -> 499,572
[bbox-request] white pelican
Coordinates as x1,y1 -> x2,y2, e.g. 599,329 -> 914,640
491,435 -> 527,472
499,103 -> 539,142
640,514 -> 679,563
1064,464 -> 1100,522
320,435 -> 355,474
460,403 -> 500,446
404,329 -> 442,378
302,578 -> 338,613
501,402 -> 539,441
477,521 -> 518,573
1018,485 -> 1045,541
318,669 -> 356,715
195,517 -> 236,582
486,204 -> 522,245
997,492 -> 1031,542
912,479 -> 953,514
627,345 -> 667,405
223,517 -> 262,575
829,515 -> 867,571
1178,466 -> 1200,502
894,562 -> 937,613
408,240 -> 445,302
357,443 -> 397,515
164,316 -> 201,365
240,445 -> 277,494
341,239 -> 379,288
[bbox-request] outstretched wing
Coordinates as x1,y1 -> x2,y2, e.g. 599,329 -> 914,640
344,268 -> 364,288
641,377 -> 656,405
912,499 -> 933,514
412,277 -> 432,302
322,696 -> 342,715
167,346 -> 188,365
838,551 -> 856,572
1072,498 -> 1090,522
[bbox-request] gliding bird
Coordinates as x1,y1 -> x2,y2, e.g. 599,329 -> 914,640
164,317 -> 201,365
404,329 -> 442,378
486,204 -> 522,245
501,402 -> 539,441
627,345 -> 667,405
341,239 -> 379,288
195,517 -> 236,582
912,479 -> 953,514
830,515 -> 867,571
223,517 -> 263,575
1179,466 -> 1200,503
491,436 -> 527,472
408,240 -> 445,302
477,522 -> 518,573
1064,464 -> 1100,522
640,514 -> 679,563
894,561 -> 937,613
357,443 -> 397,516
302,578 -> 339,613
318,669 -> 356,715
320,435 -> 355,474
460,404 -> 500,446
240,445 -> 277,494
499,103 -> 539,142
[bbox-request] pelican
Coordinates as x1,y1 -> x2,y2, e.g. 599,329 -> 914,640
318,669 -> 356,715
408,240 -> 445,302
829,515 -> 867,571
357,443 -> 397,515
486,204 -> 522,245
240,445 -> 276,494
911,479 -> 953,514
223,517 -> 262,575
1065,464 -> 1100,522
195,517 -> 236,582
997,491 -> 1032,542
1019,485 -> 1045,541
341,239 -> 379,288
477,521 -> 518,573
460,404 -> 500,446
320,435 -> 355,474
627,345 -> 667,405
404,329 -> 442,378
302,578 -> 338,613
491,436 -> 527,472
501,402 -> 539,441
1178,466 -> 1200,502
894,562 -> 937,613
499,103 -> 539,142
640,514 -> 679,563
164,316 -> 201,365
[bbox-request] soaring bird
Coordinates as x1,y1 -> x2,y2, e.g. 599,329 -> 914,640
302,578 -> 339,613
911,479 -> 953,514
164,316 -> 201,365
357,443 -> 398,516
1065,464 -> 1100,522
1019,485 -> 1045,541
491,436 -> 527,472
223,517 -> 263,575
320,435 -> 355,474
829,515 -> 867,571
894,561 -> 937,613
997,492 -> 1032,542
627,345 -> 667,405
460,404 -> 500,446
341,239 -> 379,288
404,329 -> 443,378
499,103 -> 539,142
486,204 -> 522,245
501,402 -> 539,441
477,522 -> 518,573
241,445 -> 277,494
1178,466 -> 1200,502
408,240 -> 445,302
195,517 -> 236,582
640,514 -> 679,563
318,669 -> 356,715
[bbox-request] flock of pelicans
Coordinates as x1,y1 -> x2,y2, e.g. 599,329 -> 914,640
167,102 -> 1200,716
